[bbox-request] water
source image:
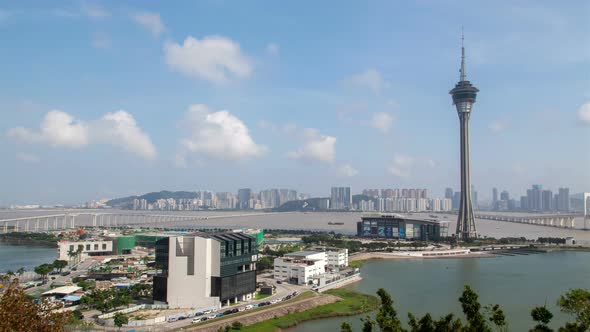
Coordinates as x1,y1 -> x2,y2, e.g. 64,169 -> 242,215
291,251 -> 590,332
0,241 -> 57,273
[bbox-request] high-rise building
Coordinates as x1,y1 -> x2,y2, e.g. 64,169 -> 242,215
500,190 -> 509,201
450,34 -> 479,241
542,190 -> 553,211
445,188 -> 454,200
492,188 -> 498,210
330,187 -> 351,210
452,192 -> 461,210
557,188 -> 570,212
237,188 -> 252,209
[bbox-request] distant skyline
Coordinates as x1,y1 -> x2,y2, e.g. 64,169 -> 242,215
1,1 -> 589,205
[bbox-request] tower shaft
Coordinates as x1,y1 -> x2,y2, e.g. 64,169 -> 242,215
456,112 -> 477,240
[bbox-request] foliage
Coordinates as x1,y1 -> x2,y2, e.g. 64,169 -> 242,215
113,312 -> 129,328
530,306 -> 553,332
34,263 -> 54,283
0,280 -> 69,332
257,256 -> 274,271
341,322 -> 353,332
52,260 -> 68,273
232,321 -> 244,329
81,288 -> 132,313
557,289 -> 590,331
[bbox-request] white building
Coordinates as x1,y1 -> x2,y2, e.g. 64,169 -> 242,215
154,233 -> 258,309
57,240 -> 113,261
273,251 -> 326,285
325,248 -> 348,268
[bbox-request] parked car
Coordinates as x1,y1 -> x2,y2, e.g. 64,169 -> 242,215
191,317 -> 203,324
276,280 -> 282,284
167,317 -> 178,323
270,299 -> 278,304
231,308 -> 239,314
258,302 -> 268,307
194,311 -> 204,316
212,308 -> 218,312
201,317 -> 208,322
178,316 -> 187,321
238,307 -> 246,312
245,305 -> 254,310
203,310 -> 212,315
223,310 -> 232,315
216,313 -> 224,318
208,314 -> 217,320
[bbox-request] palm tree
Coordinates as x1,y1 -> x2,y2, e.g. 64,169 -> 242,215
16,267 -> 25,279
76,246 -> 84,265
67,249 -> 76,266
6,271 -> 15,281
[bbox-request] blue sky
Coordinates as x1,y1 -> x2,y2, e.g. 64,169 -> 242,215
1,0 -> 589,205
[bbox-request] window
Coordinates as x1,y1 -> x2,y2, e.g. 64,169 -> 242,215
102,243 -> 107,250
94,244 -> 98,251
69,245 -> 74,252
86,244 -> 90,251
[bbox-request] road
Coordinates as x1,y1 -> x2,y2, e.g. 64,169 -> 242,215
25,258 -> 97,295
163,274 -> 307,330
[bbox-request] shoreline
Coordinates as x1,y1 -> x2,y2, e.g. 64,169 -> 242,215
0,236 -> 57,248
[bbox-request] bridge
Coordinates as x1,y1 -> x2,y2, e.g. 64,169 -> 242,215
473,213 -> 581,228
0,211 -> 285,233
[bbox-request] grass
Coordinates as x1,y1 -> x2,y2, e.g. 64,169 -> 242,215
240,288 -> 380,332
348,260 -> 364,268
255,293 -> 272,300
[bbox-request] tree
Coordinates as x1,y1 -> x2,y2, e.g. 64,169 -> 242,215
34,264 -> 54,283
557,289 -> 590,331
0,280 -> 69,332
256,256 -> 273,272
67,249 -> 76,266
52,260 -> 68,273
530,306 -> 553,332
341,322 -> 353,332
459,285 -> 492,332
113,312 -> 129,329
232,321 -> 244,330
374,288 -> 403,332
16,267 -> 25,279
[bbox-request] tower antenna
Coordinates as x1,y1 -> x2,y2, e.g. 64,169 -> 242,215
460,27 -> 466,81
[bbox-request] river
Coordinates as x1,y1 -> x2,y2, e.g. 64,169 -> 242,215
290,251 -> 590,332
0,241 -> 57,273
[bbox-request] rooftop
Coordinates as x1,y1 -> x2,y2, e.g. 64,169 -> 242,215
42,286 -> 82,296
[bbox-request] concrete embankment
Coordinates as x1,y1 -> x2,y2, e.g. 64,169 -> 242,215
186,293 -> 340,332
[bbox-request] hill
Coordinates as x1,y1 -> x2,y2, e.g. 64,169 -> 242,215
105,190 -> 199,209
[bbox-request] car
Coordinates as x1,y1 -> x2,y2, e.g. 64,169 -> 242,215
231,308 -> 239,314
71,267 -> 77,271
194,311 -> 204,316
258,302 -> 268,307
292,291 -> 298,296
276,280 -> 282,284
252,304 -> 259,308
191,317 -> 203,324
216,313 -> 224,318
201,317 -> 208,322
264,301 -> 271,306
208,314 -> 217,320
167,317 -> 178,323
223,310 -> 232,315
238,307 -> 246,312
212,308 -> 218,312
60,271 -> 71,276
178,316 -> 186,321
270,299 -> 278,304
245,305 -> 253,310
285,295 -> 292,300
203,310 -> 212,314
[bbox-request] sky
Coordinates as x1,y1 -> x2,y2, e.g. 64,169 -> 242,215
1,0 -> 589,205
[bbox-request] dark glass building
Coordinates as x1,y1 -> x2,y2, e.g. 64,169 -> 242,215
356,214 -> 445,241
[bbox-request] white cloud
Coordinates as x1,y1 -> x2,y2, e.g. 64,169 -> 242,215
577,101 -> 590,125
94,111 -> 157,159
266,43 -> 279,56
179,104 -> 267,161
16,152 -> 40,163
345,69 -> 390,95
337,164 -> 358,177
368,112 -> 395,134
132,12 -> 165,37
388,154 -> 435,178
164,35 -> 252,84
488,120 -> 508,133
7,110 -> 156,160
91,33 -> 110,49
287,128 -> 336,163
